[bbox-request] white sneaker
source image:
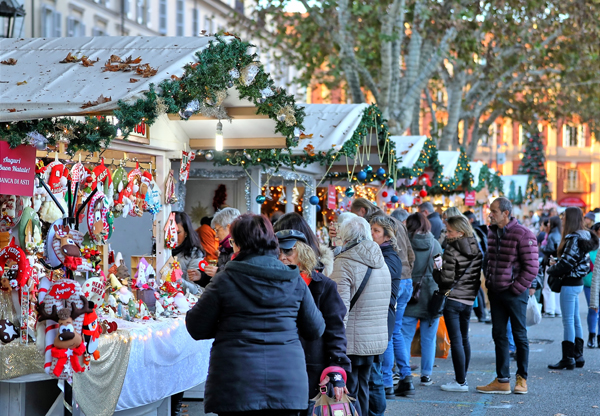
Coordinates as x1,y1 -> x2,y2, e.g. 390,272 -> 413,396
441,381 -> 469,392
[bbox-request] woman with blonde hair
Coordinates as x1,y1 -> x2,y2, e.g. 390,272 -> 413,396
432,215 -> 483,392
276,230 -> 351,405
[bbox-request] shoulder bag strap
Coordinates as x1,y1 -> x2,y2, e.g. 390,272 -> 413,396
350,267 -> 373,311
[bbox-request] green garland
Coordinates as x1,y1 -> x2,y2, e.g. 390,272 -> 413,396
429,148 -> 471,195
1,37 -> 305,157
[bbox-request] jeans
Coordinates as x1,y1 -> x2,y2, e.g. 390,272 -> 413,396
584,286 -> 600,335
443,299 -> 472,384
489,289 -> 529,381
401,316 -> 440,377
384,279 -> 413,383
542,269 -> 562,314
368,361 -> 386,416
347,355 -> 374,416
560,285 -> 584,342
507,319 -> 516,353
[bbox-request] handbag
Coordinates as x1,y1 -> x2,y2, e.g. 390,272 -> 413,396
408,245 -> 434,305
428,257 -> 475,318
548,273 -> 563,293
308,386 -> 359,416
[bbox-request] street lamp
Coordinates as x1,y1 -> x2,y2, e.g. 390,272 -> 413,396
0,0 -> 25,38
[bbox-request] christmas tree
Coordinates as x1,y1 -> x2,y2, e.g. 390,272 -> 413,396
508,180 -> 516,202
517,129 -> 552,200
516,186 -> 524,205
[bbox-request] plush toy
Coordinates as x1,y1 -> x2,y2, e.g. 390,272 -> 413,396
81,302 -> 101,366
87,192 -> 109,245
44,160 -> 69,195
0,195 -> 24,231
18,207 -> 43,255
164,213 -> 178,249
37,279 -> 90,379
0,239 -> 31,292
51,224 -> 85,271
92,160 -> 114,207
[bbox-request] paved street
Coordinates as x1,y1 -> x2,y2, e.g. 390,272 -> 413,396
185,292 -> 600,416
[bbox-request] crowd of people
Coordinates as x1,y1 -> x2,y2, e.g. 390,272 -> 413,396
173,198 -> 600,416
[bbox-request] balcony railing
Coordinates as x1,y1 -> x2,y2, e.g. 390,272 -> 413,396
563,178 -> 589,193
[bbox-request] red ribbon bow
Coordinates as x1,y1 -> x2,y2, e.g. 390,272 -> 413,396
51,342 -> 86,377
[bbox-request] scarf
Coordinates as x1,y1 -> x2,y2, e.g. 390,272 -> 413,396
51,341 -> 86,377
300,271 -> 312,286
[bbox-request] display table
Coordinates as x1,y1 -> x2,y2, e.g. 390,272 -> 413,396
1,316 -> 212,416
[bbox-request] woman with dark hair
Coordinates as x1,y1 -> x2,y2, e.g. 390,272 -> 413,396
542,216 -> 562,317
186,214 -> 325,416
172,211 -> 205,295
547,207 -> 599,369
395,212 -> 443,396
273,212 -> 334,276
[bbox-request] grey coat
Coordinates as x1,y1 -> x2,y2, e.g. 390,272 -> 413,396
177,247 -> 204,295
405,232 -> 443,320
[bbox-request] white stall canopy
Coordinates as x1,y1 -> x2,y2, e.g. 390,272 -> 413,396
0,36 -> 287,150
390,135 -> 428,169
437,150 -> 461,181
289,103 -> 370,155
469,160 -> 484,188
501,174 -> 529,195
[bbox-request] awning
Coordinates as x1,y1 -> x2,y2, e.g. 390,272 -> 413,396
469,160 -> 484,188
289,104 -> 370,155
437,150 -> 461,181
558,197 -> 586,208
390,135 -> 428,169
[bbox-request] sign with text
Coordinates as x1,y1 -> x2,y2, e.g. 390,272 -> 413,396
0,142 -> 36,197
464,190 -> 476,206
327,185 -> 337,210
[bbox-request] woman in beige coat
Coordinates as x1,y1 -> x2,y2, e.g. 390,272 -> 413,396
330,215 -> 391,416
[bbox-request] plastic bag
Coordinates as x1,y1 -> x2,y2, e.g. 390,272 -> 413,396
410,317 -> 451,359
526,295 -> 542,327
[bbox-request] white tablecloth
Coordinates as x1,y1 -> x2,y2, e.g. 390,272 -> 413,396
114,316 -> 212,411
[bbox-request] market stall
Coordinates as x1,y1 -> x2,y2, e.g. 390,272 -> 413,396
0,34 -> 307,416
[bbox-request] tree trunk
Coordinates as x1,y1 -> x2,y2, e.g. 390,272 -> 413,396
410,93 -> 421,135
439,70 -> 465,150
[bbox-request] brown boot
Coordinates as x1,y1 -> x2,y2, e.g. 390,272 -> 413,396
514,375 -> 527,394
476,378 -> 511,394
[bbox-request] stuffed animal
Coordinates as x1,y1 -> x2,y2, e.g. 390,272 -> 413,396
81,302 -> 101,366
0,195 -> 24,231
87,192 -> 109,245
51,225 -> 85,271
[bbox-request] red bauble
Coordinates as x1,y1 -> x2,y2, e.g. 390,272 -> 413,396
382,191 -> 388,198
527,156 -> 531,159
529,138 -> 533,142
419,189 -> 428,198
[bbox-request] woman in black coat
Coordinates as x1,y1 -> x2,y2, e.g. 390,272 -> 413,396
186,214 -> 325,416
276,229 -> 351,404
432,215 -> 482,392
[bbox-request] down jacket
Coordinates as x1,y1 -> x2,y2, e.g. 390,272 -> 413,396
590,254 -> 600,310
486,218 -> 539,295
301,271 -> 351,398
185,254 -> 325,413
404,232 -> 443,320
541,227 -> 561,264
547,230 -> 599,286
433,236 -> 483,303
330,240 -> 391,356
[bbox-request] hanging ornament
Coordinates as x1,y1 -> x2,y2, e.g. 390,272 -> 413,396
291,185 -> 300,206
385,177 -> 394,186
382,191 -> 388,198
259,87 -> 274,99
244,151 -> 252,160
278,186 -> 287,205
391,195 -> 399,203
241,63 -> 260,86
376,167 -> 386,177
418,173 -> 432,187
419,187 -> 428,198
204,151 -> 214,161
316,205 -> 321,212
264,186 -> 273,201
26,131 -> 48,150
179,150 -> 196,184
164,170 -> 178,205
179,99 -> 200,119
345,187 -> 355,198
155,97 -> 168,115
256,195 -> 266,204
357,171 -> 367,181
229,68 -> 240,79
276,105 -> 296,127
226,79 -> 235,88
365,165 -> 373,173
309,196 -> 319,205
164,213 -> 178,249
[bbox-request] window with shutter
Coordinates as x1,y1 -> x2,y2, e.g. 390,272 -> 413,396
67,17 -> 74,37
159,0 -> 167,34
53,12 -> 62,37
192,8 -> 199,36
176,0 -> 184,36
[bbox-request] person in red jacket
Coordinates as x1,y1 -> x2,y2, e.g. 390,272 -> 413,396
477,197 -> 538,396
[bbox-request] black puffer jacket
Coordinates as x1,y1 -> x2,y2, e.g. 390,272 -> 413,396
380,243 -> 402,340
541,227 -> 561,264
186,254 -> 325,413
433,236 -> 483,303
547,230 -> 599,286
301,271 -> 351,399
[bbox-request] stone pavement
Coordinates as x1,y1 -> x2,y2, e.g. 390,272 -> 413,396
184,292 -> 600,415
